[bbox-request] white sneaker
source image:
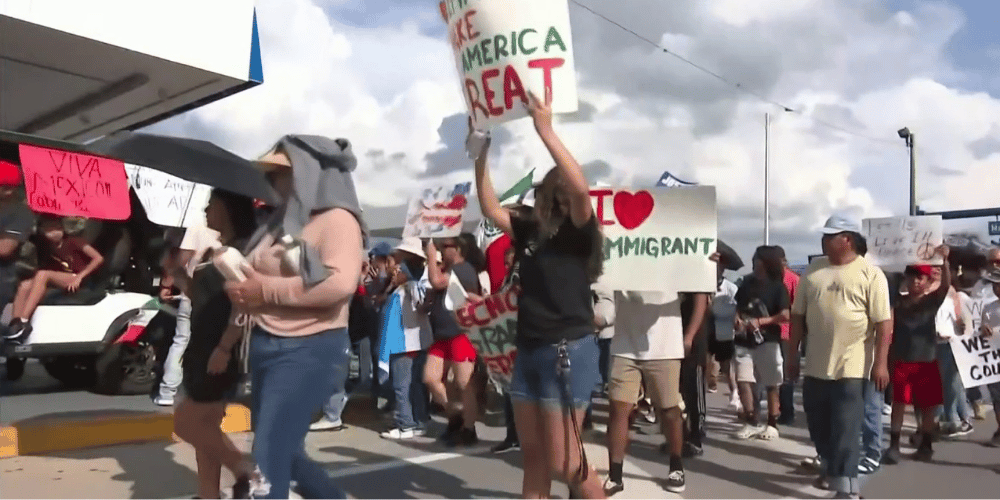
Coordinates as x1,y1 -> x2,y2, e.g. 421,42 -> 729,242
801,455 -> 821,470
309,418 -> 344,431
882,404 -> 892,416
380,427 -> 426,440
153,396 -> 174,407
757,425 -> 779,441
733,423 -> 763,440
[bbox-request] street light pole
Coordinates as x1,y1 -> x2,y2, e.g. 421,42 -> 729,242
898,127 -> 916,216
764,113 -> 770,245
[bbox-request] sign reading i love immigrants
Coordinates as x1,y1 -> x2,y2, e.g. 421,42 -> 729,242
439,0 -> 579,129
590,186 -> 718,293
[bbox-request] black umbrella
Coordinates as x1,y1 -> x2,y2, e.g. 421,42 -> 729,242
717,240 -> 744,271
87,131 -> 279,205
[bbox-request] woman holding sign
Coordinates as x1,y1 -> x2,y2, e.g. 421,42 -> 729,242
473,91 -> 606,499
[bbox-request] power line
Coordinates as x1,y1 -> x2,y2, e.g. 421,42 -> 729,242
568,0 -> 905,147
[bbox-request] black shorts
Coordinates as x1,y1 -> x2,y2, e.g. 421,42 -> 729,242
708,337 -> 735,362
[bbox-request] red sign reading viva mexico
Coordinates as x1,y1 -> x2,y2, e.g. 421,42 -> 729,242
455,284 -> 520,387
19,145 -> 131,221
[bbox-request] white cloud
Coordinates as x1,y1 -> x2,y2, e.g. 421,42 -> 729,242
149,0 -> 1000,263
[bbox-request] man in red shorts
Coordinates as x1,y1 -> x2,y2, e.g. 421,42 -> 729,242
884,252 -> 951,464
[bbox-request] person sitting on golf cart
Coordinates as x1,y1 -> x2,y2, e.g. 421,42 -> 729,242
7,215 -> 104,341
0,160 -> 36,346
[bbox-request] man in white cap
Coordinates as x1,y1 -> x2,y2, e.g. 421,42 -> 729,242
786,213 -> 892,499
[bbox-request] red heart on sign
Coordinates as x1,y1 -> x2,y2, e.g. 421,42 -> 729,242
612,190 -> 654,230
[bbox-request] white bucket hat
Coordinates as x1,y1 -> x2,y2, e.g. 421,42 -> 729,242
394,237 -> 426,260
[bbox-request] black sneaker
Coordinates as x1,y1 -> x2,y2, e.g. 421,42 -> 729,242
3,322 -> 27,345
664,469 -> 685,493
912,446 -> 934,462
232,475 -> 251,499
439,415 -> 463,442
882,447 -> 901,465
491,439 -> 520,454
446,427 -> 479,447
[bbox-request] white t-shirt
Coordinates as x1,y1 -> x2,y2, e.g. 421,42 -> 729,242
179,225 -> 221,278
713,278 -> 739,342
611,291 -> 684,360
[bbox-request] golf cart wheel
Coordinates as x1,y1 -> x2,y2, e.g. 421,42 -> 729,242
94,329 -> 159,396
42,356 -> 97,388
4,357 -> 26,381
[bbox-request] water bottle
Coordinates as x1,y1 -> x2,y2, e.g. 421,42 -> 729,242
278,235 -> 302,275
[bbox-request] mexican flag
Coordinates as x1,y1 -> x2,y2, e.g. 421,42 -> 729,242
475,169 -> 534,293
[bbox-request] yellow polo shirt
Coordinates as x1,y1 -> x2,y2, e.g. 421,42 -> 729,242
792,255 -> 891,380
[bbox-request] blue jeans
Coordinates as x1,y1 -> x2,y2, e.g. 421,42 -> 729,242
390,351 -> 429,430
936,343 -> 971,426
510,336 -> 600,410
804,377 -> 865,495
158,295 -> 191,400
862,381 -> 883,462
250,327 -> 350,499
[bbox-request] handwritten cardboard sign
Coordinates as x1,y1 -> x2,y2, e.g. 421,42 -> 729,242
862,216 -> 943,273
19,144 -> 130,220
589,186 -> 717,293
456,285 -> 520,389
951,331 -> 1000,389
402,182 -> 471,238
440,0 -> 579,129
124,164 -> 211,228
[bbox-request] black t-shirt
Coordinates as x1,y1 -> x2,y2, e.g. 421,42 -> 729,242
428,261 -> 481,340
0,202 -> 35,268
892,286 -> 949,363
734,274 -> 790,347
511,215 -> 599,345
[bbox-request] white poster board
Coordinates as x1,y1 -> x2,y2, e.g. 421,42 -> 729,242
402,182 -> 472,239
439,0 -> 579,129
124,164 -> 211,228
951,330 -> 1000,389
862,216 -> 943,273
589,186 -> 717,293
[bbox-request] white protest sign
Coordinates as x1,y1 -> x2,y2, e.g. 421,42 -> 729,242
439,0 -> 579,129
124,164 -> 211,228
402,182 -> 471,239
589,186 -> 717,293
862,215 -> 943,273
951,330 -> 1000,389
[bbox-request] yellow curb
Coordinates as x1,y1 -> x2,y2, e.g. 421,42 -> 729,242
0,403 -> 251,459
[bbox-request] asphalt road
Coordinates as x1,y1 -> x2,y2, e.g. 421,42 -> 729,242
0,359 -> 164,424
3,383 -> 1000,499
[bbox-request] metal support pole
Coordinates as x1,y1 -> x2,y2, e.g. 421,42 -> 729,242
908,133 -> 916,216
764,113 -> 770,245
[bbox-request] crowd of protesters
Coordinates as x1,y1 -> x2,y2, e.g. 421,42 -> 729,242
4,94 -> 1000,500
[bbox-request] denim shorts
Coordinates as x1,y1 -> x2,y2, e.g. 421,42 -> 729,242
509,335 -> 600,410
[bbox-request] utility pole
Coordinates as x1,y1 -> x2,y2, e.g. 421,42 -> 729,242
764,112 -> 770,245
898,127 -> 916,216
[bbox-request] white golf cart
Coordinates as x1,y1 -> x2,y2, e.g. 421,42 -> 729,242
1,133 -> 176,396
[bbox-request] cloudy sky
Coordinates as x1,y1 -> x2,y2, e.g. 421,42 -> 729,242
148,0 -> 1000,264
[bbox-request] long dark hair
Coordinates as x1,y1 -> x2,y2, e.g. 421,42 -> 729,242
753,245 -> 784,282
457,232 -> 486,273
513,200 -> 604,283
211,189 -> 257,241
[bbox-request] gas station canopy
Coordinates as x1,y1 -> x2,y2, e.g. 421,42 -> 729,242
0,0 -> 262,142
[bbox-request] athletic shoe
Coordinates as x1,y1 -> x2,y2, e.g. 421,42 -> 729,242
882,447 -> 901,465
681,441 -> 704,458
800,455 -> 821,471
153,396 -> 175,407
603,476 -> 624,496
380,427 -> 426,440
309,417 -> 345,431
490,439 -> 519,454
882,404 -> 892,416
757,425 -> 779,441
733,423 -> 763,440
987,430 -> 1000,448
446,427 -> 479,447
942,421 -> 974,439
664,470 -> 686,493
911,447 -> 934,462
858,456 -> 880,475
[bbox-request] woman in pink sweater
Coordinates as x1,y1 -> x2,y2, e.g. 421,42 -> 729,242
226,135 -> 366,499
